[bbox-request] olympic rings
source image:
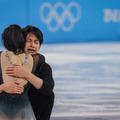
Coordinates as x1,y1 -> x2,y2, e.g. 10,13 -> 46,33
39,2 -> 81,32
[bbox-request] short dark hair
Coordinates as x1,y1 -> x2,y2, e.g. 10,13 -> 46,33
22,25 -> 43,45
2,24 -> 25,53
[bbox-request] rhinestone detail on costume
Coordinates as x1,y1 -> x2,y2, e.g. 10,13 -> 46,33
5,51 -> 28,81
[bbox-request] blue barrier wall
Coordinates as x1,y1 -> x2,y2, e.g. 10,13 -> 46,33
0,0 -> 120,44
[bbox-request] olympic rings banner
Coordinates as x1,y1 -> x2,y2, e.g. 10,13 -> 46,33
0,0 -> 120,44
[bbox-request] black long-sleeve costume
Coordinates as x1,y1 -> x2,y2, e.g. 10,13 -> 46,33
28,53 -> 55,120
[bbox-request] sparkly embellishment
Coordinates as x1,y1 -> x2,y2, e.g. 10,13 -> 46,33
5,51 -> 28,81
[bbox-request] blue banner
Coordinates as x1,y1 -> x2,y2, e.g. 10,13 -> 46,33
0,0 -> 120,44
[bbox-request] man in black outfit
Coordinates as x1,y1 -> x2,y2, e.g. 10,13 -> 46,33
23,26 -> 54,120
6,25 -> 55,120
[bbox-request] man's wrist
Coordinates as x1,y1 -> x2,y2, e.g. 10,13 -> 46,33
24,71 -> 32,80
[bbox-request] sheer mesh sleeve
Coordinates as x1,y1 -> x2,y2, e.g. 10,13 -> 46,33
31,53 -> 54,96
31,53 -> 45,74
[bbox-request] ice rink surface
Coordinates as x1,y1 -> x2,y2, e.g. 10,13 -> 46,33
40,42 -> 120,120
1,42 -> 120,120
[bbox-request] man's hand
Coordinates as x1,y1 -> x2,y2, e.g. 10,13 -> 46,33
6,64 -> 43,89
1,81 -> 24,94
6,64 -> 28,79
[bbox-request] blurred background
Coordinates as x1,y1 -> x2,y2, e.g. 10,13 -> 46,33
0,0 -> 120,120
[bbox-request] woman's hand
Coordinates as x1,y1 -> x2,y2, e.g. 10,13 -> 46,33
1,81 -> 24,94
6,64 -> 28,79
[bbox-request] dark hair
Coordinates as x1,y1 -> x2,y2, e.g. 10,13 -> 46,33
22,25 -> 43,44
2,24 -> 25,54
